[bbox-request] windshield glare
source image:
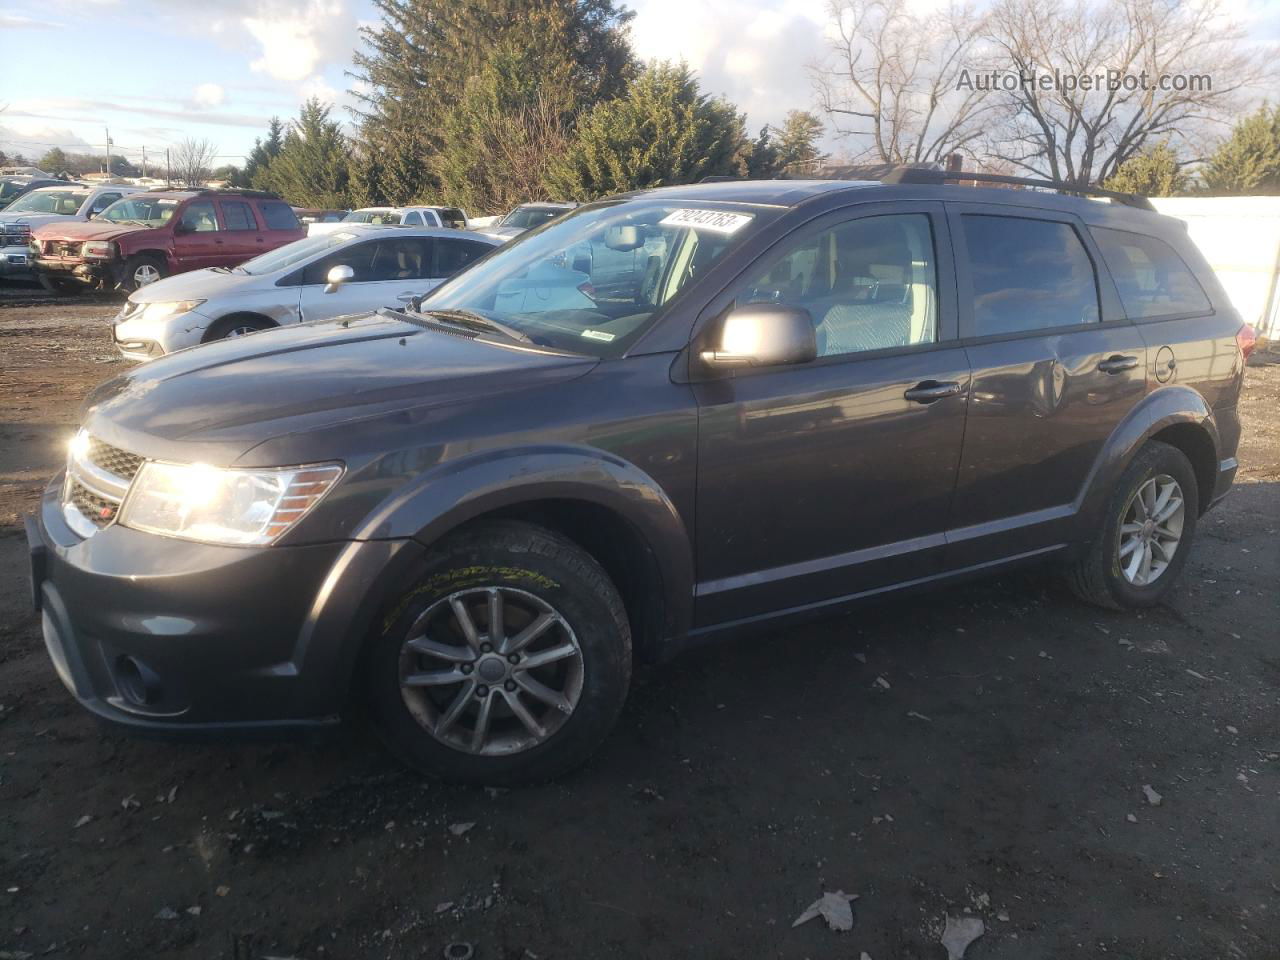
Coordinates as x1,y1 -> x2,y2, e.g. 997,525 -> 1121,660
502,207 -> 567,230
101,196 -> 179,226
236,232 -> 359,275
420,201 -> 769,357
7,190 -> 86,215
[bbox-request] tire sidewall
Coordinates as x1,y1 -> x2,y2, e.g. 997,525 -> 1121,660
123,255 -> 165,293
1100,443 -> 1199,607
366,525 -> 631,784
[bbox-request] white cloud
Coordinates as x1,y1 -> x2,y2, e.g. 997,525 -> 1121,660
193,83 -> 226,108
630,0 -> 831,134
0,124 -> 95,157
242,0 -> 350,84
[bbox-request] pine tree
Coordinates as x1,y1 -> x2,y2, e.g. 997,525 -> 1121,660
1102,142 -> 1187,197
259,100 -> 352,208
775,111 -> 825,173
544,62 -> 750,200
244,117 -> 286,190
351,0 -> 634,203
39,148 -> 69,173
1203,105 -> 1280,195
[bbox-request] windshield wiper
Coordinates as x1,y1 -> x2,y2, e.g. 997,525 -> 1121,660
414,307 -> 532,344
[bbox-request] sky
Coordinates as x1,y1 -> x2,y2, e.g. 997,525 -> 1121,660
0,0 -> 833,170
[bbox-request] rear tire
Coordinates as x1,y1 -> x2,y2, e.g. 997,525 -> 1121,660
1067,440 -> 1199,609
366,520 -> 632,784
120,254 -> 165,293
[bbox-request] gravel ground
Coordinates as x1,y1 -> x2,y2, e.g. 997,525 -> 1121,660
1,284 -> 1277,960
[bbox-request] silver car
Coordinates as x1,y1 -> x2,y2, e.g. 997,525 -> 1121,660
111,225 -> 501,361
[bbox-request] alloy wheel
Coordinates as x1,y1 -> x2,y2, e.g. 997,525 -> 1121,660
1117,474 -> 1185,586
134,263 -> 160,286
398,587 -> 584,756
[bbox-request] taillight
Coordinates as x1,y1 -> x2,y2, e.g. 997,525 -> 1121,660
1236,324 -> 1257,361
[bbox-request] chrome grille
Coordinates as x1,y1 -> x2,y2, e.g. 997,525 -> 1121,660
86,437 -> 143,481
61,433 -> 142,539
68,478 -> 117,528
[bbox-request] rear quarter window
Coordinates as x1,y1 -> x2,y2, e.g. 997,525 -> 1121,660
1090,226 -> 1212,319
261,201 -> 301,231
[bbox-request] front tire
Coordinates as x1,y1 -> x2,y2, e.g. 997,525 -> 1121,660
1067,440 -> 1199,609
204,314 -> 273,342
366,520 -> 632,784
120,254 -> 166,292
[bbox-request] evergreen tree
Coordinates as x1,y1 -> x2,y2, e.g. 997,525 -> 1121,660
544,62 -> 750,200
1102,142 -> 1187,197
775,110 -> 825,172
351,0 -> 634,202
244,117 -> 286,190
432,42 -> 575,212
39,147 -> 69,173
260,100 -> 352,207
1203,104 -> 1280,195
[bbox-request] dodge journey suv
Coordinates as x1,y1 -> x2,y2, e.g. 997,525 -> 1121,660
26,172 -> 1250,783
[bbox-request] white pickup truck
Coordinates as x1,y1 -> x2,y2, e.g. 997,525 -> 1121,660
0,183 -> 144,278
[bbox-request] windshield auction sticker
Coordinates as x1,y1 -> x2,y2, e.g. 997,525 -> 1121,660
659,209 -> 753,234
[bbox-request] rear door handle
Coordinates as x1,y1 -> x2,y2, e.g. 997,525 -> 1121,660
1098,354 -> 1139,373
904,380 -> 963,403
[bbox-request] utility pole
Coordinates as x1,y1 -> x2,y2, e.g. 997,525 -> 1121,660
165,148 -> 171,188
141,146 -> 148,179
104,126 -> 112,176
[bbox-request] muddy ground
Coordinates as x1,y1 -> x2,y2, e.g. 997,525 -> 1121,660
1,282 -> 1278,960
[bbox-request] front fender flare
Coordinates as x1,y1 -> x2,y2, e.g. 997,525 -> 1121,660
356,444 -> 695,639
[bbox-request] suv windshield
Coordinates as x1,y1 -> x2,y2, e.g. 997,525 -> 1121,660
235,232 -> 360,275
343,210 -> 402,225
502,206 -> 568,230
6,190 -> 86,215
420,200 -> 774,357
100,196 -> 181,226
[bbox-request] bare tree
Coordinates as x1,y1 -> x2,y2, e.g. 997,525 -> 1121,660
171,137 -> 218,187
812,0 -> 992,165
984,0 -> 1273,185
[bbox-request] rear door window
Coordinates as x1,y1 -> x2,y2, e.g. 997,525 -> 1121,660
179,201 -> 220,233
433,239 -> 492,277
220,201 -> 259,231
960,215 -> 1100,336
261,201 -> 301,231
1091,227 -> 1211,319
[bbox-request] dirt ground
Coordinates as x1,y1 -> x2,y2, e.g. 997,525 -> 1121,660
1,282 -> 1278,960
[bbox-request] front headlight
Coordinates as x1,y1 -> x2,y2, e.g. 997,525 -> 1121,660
139,300 -> 205,322
82,240 -> 116,259
120,461 -> 343,545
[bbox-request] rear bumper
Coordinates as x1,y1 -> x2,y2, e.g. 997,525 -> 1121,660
27,475 -> 423,738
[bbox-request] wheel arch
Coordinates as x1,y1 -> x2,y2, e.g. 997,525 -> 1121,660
1080,385 -> 1221,526
201,311 -> 280,343
354,446 -> 695,664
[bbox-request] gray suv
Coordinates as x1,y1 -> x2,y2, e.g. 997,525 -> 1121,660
26,172 -> 1250,783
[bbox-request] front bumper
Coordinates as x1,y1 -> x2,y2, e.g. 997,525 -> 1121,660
112,305 -> 211,362
27,475 -> 422,736
32,256 -> 111,287
0,244 -> 32,276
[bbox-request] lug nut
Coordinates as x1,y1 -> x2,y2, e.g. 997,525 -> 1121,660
507,654 -> 520,664
480,643 -> 493,653
460,664 -> 473,674
504,681 -> 516,692
476,685 -> 489,698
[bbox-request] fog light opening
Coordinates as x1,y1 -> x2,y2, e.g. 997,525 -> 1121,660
115,655 -> 162,706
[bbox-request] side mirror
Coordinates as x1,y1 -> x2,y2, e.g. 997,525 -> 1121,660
324,264 -> 355,294
700,303 -> 816,369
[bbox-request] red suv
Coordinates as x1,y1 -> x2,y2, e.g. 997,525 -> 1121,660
31,189 -> 305,293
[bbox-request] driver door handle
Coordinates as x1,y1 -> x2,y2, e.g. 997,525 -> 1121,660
904,380 -> 963,403
1098,354 -> 1139,373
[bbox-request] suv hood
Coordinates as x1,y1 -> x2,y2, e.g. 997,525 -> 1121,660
82,311 -> 595,457
32,219 -> 147,241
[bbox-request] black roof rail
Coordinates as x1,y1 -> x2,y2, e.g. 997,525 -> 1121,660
880,166 -> 1155,212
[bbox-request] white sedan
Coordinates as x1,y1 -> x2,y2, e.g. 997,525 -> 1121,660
112,225 -> 501,361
